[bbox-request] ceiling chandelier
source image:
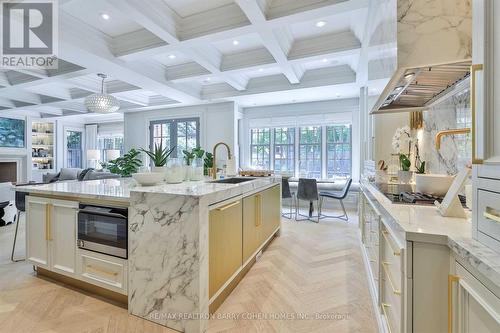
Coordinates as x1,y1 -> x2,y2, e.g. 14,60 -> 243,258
84,73 -> 120,113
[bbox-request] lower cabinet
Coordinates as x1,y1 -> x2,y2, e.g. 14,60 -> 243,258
209,198 -> 243,298
450,261 -> 500,333
26,196 -> 78,277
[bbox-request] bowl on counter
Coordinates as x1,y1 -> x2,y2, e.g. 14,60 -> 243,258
132,172 -> 164,186
415,173 -> 455,196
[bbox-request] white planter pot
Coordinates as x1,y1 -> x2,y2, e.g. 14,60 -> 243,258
152,166 -> 168,180
398,170 -> 413,184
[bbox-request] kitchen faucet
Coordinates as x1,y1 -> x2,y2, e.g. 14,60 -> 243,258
212,142 -> 232,179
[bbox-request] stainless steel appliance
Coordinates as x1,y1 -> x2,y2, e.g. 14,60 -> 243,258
77,204 -> 128,259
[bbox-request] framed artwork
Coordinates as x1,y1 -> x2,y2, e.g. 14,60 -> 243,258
0,117 -> 25,148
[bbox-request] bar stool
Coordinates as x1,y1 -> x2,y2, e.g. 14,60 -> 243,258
318,178 -> 352,221
295,178 -> 320,223
281,177 -> 295,219
11,191 -> 27,262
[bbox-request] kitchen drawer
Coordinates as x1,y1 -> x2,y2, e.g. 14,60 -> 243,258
477,189 -> 500,244
77,250 -> 127,295
381,228 -> 402,268
381,271 -> 402,333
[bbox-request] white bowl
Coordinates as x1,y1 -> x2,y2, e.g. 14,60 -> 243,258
415,174 -> 455,196
132,172 -> 164,186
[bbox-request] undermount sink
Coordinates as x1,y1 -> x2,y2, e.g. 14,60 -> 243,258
209,177 -> 256,184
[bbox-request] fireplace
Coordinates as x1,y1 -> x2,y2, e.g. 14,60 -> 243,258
0,162 -> 17,183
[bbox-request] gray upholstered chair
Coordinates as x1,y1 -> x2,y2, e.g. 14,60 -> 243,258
295,178 -> 320,223
281,177 -> 295,219
318,178 -> 352,221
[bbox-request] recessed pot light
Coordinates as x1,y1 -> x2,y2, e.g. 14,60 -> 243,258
316,21 -> 326,28
322,58 -> 328,63
168,54 -> 176,59
100,13 -> 110,20
232,40 -> 239,46
258,68 -> 264,72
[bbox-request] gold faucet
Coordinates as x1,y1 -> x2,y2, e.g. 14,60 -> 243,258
212,142 -> 232,179
435,128 -> 471,150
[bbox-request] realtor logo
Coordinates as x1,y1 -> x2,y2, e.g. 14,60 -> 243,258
1,0 -> 58,68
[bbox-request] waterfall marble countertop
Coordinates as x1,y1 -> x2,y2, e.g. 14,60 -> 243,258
361,180 -> 500,288
15,176 -> 279,205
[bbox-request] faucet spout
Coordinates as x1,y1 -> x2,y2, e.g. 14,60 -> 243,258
435,128 -> 471,150
212,142 -> 232,179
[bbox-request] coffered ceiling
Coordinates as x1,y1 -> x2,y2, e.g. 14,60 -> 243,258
1,0 -> 392,120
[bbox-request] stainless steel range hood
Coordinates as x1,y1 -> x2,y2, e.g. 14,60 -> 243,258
370,0 -> 472,114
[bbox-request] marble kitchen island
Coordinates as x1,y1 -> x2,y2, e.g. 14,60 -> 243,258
17,176 -> 281,333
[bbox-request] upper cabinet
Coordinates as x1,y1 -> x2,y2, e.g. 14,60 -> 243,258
472,0 -> 500,168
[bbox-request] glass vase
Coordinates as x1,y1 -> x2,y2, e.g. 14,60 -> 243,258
166,158 -> 184,184
190,158 -> 204,181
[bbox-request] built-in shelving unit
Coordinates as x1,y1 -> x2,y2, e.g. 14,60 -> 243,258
31,121 -> 55,172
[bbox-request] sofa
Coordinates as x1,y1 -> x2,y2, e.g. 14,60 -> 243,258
43,168 -> 120,183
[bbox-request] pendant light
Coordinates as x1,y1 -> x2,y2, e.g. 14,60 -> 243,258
84,73 -> 120,113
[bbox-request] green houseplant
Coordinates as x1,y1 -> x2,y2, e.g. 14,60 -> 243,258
103,149 -> 142,177
204,152 -> 213,176
140,142 -> 175,168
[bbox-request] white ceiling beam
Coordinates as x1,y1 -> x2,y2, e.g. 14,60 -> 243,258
59,14 -> 200,103
0,90 -> 41,104
0,97 -> 15,108
107,0 -> 247,91
235,0 -> 301,84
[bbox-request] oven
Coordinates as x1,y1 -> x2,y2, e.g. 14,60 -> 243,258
77,204 -> 128,259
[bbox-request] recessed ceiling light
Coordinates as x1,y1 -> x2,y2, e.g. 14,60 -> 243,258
258,68 -> 264,72
168,54 -> 176,59
203,77 -> 211,83
336,94 -> 341,98
100,13 -> 110,20
232,40 -> 239,46
322,58 -> 328,63
316,21 -> 326,28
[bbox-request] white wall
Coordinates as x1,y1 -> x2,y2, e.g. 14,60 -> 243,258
240,98 -> 361,181
124,102 -> 240,168
373,112 -> 409,171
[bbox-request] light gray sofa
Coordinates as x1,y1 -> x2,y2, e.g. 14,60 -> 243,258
43,168 -> 120,183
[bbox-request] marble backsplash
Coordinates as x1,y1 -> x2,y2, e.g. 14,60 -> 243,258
420,86 -> 471,175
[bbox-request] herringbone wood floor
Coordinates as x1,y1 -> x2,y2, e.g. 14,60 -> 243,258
0,213 -> 376,333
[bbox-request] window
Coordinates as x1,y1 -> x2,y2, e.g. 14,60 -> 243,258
98,136 -> 124,162
66,130 -> 82,168
273,127 -> 295,175
250,128 -> 270,169
299,126 -> 322,178
326,125 -> 352,179
150,118 -> 200,158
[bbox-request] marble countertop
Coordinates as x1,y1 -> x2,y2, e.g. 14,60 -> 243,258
361,180 -> 500,287
15,176 -> 279,204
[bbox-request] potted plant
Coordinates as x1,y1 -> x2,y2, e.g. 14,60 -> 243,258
392,126 -> 414,184
102,149 -> 142,177
140,142 -> 175,175
204,152 -> 214,176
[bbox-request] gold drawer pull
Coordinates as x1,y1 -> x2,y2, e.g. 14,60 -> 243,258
87,264 -> 118,277
471,63 -> 484,164
382,230 -> 401,256
217,201 -> 240,212
45,204 -> 52,241
255,194 -> 262,227
381,303 -> 394,333
448,274 -> 460,333
382,262 -> 401,295
484,209 -> 500,224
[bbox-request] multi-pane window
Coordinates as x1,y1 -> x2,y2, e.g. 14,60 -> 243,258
150,118 -> 199,158
274,127 -> 295,175
250,128 -> 271,169
326,125 -> 352,178
66,130 -> 82,168
299,126 -> 322,178
98,136 -> 124,162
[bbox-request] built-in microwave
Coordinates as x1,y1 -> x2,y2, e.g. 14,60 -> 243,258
77,204 -> 128,259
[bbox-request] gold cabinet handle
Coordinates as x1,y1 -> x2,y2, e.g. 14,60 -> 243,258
381,303 -> 394,333
382,262 -> 401,295
217,200 -> 240,212
448,274 -> 460,333
382,230 -> 400,256
471,64 -> 484,164
484,208 -> 500,224
255,194 -> 262,227
87,264 -> 118,277
45,204 -> 52,241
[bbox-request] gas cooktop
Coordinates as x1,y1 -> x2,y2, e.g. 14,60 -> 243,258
375,183 -> 467,206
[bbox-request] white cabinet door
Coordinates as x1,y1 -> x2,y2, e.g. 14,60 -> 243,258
49,199 -> 78,277
452,263 -> 500,333
26,197 -> 50,268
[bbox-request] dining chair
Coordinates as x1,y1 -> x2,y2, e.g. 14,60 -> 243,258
281,177 -> 295,219
295,178 -> 320,223
11,191 -> 27,262
318,178 -> 352,221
